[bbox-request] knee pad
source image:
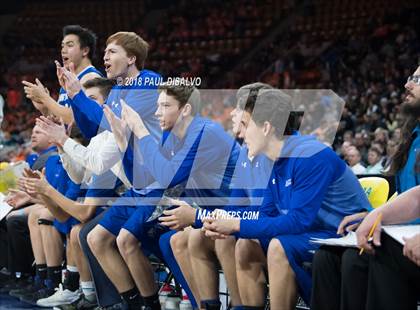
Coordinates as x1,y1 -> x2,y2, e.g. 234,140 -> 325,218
38,218 -> 53,226
200,299 -> 222,310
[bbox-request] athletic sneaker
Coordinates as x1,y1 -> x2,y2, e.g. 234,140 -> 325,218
37,283 -> 81,307
20,287 -> 55,306
93,302 -> 127,310
53,294 -> 97,310
0,275 -> 32,294
9,278 -> 45,298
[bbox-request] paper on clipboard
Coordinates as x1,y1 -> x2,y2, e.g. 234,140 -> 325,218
310,231 -> 358,248
382,225 -> 420,245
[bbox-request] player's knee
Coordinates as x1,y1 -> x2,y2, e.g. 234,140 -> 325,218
215,236 -> 236,258
69,225 -> 82,248
87,227 -> 111,254
187,229 -> 207,255
267,239 -> 289,269
116,229 -> 139,258
28,210 -> 39,227
170,231 -> 188,257
235,239 -> 255,267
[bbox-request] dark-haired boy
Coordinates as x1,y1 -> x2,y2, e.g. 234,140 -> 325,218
22,24 -> 102,124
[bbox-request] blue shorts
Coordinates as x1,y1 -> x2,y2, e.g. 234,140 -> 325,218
258,230 -> 336,304
54,207 -> 104,235
99,189 -> 168,257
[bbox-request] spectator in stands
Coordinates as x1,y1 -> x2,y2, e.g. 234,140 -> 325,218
363,146 -> 384,174
346,146 -> 366,175
353,132 -> 369,163
374,127 -> 389,145
383,139 -> 398,171
339,140 -> 353,160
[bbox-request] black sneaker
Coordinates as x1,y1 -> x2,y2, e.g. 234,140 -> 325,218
93,302 -> 127,310
0,270 -> 11,286
53,294 -> 98,310
0,275 -> 32,293
9,278 -> 45,298
20,287 -> 55,306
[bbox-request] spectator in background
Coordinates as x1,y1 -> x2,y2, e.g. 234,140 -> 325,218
363,146 -> 384,174
0,94 -> 4,128
374,127 -> 389,145
346,146 -> 366,175
342,130 -> 354,143
383,139 -> 398,171
339,141 -> 353,160
354,132 -> 369,163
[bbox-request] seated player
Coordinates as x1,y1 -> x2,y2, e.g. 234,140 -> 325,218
201,88 -> 370,309
22,25 -> 101,123
1,126 -> 59,293
12,127 -> 86,307
163,82 -> 275,310
23,77 -> 126,309
87,83 -> 238,310
55,31 -> 164,309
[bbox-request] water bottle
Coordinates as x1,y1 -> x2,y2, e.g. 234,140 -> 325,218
159,283 -> 172,309
179,289 -> 193,310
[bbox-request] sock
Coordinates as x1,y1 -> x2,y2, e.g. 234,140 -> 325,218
36,264 -> 47,280
200,299 -> 222,310
35,264 -> 47,285
81,281 -> 96,302
143,292 -> 160,310
63,265 -> 79,292
120,287 -> 143,309
232,306 -> 265,310
46,266 -> 62,289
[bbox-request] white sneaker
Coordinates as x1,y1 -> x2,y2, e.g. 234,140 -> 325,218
36,284 -> 81,307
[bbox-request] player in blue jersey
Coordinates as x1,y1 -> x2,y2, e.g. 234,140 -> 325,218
22,25 -> 102,124
84,83 -> 238,310
20,77 -> 123,309
157,83 -> 275,310
201,88 -> 370,309
56,31 -> 165,309
56,31 -> 161,140
15,129 -> 86,306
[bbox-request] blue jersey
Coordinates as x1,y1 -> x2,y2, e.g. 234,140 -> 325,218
238,135 -> 370,239
194,143 -> 273,227
69,69 -> 162,184
58,65 -> 103,107
45,152 -> 86,200
70,69 -> 161,140
134,116 -> 240,207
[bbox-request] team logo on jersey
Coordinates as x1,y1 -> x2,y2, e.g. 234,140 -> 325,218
285,179 -> 292,187
58,93 -> 68,103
